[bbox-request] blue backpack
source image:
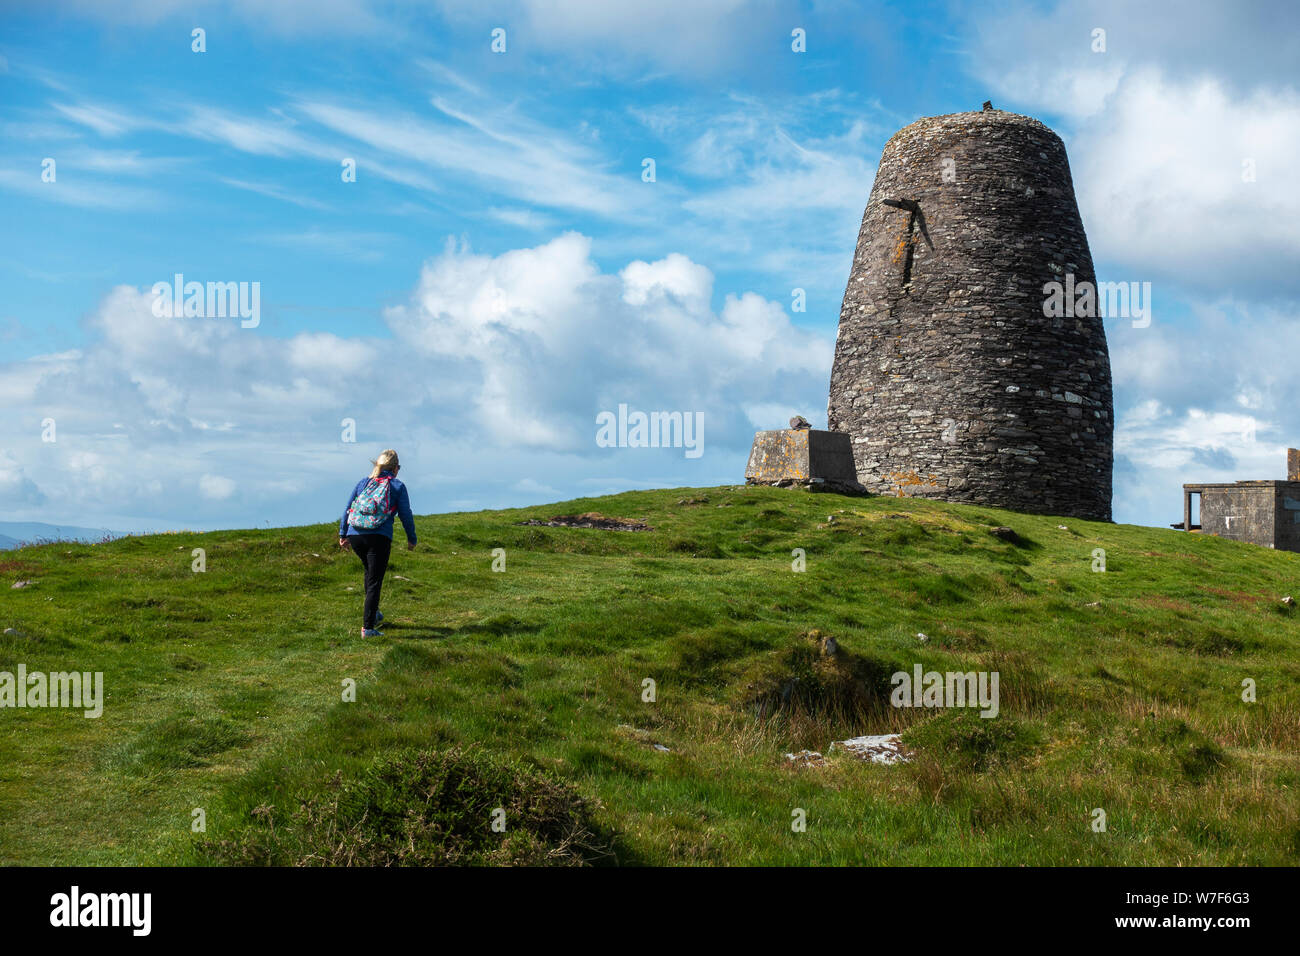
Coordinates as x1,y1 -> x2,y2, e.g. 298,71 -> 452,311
348,476 -> 395,530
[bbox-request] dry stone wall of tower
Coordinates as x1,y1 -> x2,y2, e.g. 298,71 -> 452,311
827,108 -> 1114,521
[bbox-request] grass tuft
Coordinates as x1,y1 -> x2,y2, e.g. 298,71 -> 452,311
191,747 -> 614,866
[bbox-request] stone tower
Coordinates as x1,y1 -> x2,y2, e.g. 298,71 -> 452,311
828,108 -> 1113,520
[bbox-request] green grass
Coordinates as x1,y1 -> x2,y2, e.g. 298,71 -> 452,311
1,485 -> 1297,865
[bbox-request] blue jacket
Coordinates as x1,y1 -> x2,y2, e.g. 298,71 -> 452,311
340,471 -> 417,543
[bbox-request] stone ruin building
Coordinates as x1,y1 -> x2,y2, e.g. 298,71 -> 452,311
1179,449 -> 1300,552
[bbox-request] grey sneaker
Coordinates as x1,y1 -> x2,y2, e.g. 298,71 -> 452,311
362,627 -> 383,638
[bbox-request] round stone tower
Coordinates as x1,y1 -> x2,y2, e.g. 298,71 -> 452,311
827,107 -> 1113,520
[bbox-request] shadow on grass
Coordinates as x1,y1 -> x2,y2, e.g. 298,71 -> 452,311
996,530 -> 1043,551
384,624 -> 455,640
384,616 -> 544,641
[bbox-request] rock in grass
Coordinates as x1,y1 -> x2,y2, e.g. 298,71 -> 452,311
831,734 -> 911,765
785,750 -> 825,766
988,527 -> 1018,542
11,580 -> 34,589
519,512 -> 651,531
617,724 -> 672,752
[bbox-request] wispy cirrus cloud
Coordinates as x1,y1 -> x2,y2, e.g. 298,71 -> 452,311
0,166 -> 161,209
178,106 -> 325,158
430,0 -> 792,76
254,228 -> 393,260
51,101 -> 139,137
64,148 -> 186,176
43,0 -> 390,35
294,98 -> 641,217
220,177 -> 331,210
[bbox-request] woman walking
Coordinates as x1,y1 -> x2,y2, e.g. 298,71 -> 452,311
339,449 -> 417,637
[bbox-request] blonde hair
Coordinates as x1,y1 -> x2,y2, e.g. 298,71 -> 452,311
370,449 -> 400,479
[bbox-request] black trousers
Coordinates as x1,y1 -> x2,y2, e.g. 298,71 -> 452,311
350,533 -> 392,630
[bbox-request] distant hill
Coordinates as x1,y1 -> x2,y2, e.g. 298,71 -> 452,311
0,521 -> 120,549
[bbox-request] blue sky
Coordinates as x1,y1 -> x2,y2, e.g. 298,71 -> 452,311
1,0 -> 1298,534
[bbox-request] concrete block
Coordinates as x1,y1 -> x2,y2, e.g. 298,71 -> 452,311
745,429 -> 867,494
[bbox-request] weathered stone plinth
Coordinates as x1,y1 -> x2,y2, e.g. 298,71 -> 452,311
745,429 -> 869,495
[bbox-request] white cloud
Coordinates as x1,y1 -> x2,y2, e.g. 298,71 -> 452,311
0,167 -> 160,209
0,453 -> 45,507
434,0 -> 783,75
51,101 -> 136,136
47,0 -> 387,35
680,125 -> 876,221
257,228 -> 391,261
386,232 -> 831,451
744,402 -> 819,430
1072,71 -> 1300,291
625,93 -> 881,297
199,474 -> 237,500
1109,298 -> 1300,525
963,2 -> 1300,292
27,76 -> 881,303
621,253 -> 714,311
0,235 -> 830,528
68,149 -> 183,176
486,207 -> 556,231
288,332 -> 381,375
41,0 -> 794,68
965,0 -> 1300,121
1114,401 -> 1285,529
295,98 -> 638,217
220,178 -> 331,210
180,106 -> 324,158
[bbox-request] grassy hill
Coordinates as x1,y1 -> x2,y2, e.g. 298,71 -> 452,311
1,486 -> 1297,866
